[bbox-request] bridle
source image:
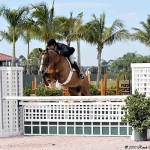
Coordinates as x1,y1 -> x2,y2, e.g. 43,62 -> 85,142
40,50 -> 58,83
40,49 -> 66,86
40,52 -> 51,75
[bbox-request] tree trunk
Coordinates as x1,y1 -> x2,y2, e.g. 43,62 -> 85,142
67,41 -> 70,47
12,28 -> 16,66
77,39 -> 81,66
27,42 -> 30,75
96,51 -> 102,85
67,37 -> 70,46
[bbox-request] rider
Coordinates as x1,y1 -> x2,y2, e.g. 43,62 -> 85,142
46,38 -> 84,79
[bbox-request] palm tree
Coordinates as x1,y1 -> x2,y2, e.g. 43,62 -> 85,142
0,6 -> 29,66
55,12 -> 77,46
0,27 -> 19,41
70,12 -> 83,66
20,31 -> 32,74
56,12 -> 83,66
31,1 -> 60,48
0,26 -> 20,49
132,15 -> 150,48
20,19 -> 36,74
81,13 -> 130,85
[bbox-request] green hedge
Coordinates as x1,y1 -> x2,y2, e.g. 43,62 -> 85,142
23,84 -> 102,96
23,86 -> 62,96
35,86 -> 62,96
90,84 -> 101,95
23,86 -> 33,96
24,85 -> 126,96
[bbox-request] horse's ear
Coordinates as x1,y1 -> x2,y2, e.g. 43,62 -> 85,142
39,48 -> 43,53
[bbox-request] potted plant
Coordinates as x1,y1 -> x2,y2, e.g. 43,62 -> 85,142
122,90 -> 150,141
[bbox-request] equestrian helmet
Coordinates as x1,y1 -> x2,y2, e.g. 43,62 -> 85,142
47,39 -> 57,47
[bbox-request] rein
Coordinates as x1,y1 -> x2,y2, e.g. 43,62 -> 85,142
42,51 -> 61,82
47,52 -> 74,86
41,50 -> 74,86
53,51 -> 62,69
40,52 -> 50,73
40,52 -> 51,86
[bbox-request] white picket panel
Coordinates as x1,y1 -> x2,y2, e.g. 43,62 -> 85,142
0,67 -> 23,137
131,63 -> 150,96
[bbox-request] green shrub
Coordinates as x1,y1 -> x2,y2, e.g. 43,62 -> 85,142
106,90 -> 116,95
122,91 -> 150,131
35,86 -> 62,96
23,86 -> 33,96
90,84 -> 100,95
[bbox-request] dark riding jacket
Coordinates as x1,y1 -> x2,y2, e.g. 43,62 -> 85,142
56,43 -> 75,57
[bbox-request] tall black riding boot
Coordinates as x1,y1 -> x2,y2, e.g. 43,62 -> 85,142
72,61 -> 84,79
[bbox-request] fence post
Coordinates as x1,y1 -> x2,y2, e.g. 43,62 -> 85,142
88,74 -> 91,84
41,78 -> 45,87
34,76 -> 37,89
104,73 -> 107,95
116,79 -> 119,95
100,79 -> 104,95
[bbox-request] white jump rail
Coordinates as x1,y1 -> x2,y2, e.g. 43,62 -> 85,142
2,95 -> 132,137
4,95 -> 128,102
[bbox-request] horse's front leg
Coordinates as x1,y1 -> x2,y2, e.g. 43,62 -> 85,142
78,92 -> 82,96
42,76 -> 49,87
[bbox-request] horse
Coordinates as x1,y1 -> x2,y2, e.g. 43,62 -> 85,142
39,49 -> 90,96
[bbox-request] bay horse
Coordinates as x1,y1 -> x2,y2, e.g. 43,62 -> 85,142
39,49 -> 90,96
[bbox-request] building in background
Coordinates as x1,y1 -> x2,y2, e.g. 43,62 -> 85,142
0,53 -> 12,66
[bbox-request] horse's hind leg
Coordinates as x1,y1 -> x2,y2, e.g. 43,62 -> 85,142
68,87 -> 78,96
68,86 -> 83,96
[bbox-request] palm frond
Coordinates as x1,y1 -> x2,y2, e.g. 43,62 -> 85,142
105,29 -> 130,45
132,15 -> 150,48
0,27 -> 20,43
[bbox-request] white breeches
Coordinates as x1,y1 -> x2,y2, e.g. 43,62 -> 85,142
69,54 -> 74,64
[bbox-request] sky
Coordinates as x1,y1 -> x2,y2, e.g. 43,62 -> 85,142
0,0 -> 150,66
